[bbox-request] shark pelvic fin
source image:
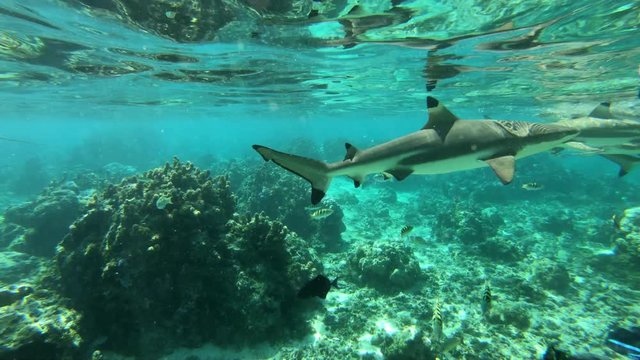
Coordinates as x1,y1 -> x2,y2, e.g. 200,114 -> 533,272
484,155 -> 515,184
386,168 -> 413,181
349,175 -> 364,188
423,96 -> 459,139
344,143 -> 360,161
252,145 -> 332,204
588,102 -> 613,119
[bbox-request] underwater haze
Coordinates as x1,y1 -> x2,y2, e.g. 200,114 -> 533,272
1,0 -> 640,359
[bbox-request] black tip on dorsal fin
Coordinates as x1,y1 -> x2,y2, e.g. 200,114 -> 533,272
347,5 -> 364,16
344,143 -> 359,161
589,101 -> 614,119
423,96 -> 459,139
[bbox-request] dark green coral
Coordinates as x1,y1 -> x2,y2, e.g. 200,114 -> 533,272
56,159 -> 321,356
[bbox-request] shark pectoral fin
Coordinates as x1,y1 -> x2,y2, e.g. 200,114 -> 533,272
344,143 -> 360,161
588,102 -> 613,119
382,172 -> 392,180
386,168 -> 413,181
600,154 -> 640,177
423,96 -> 459,139
484,155 -> 515,184
564,141 -> 604,153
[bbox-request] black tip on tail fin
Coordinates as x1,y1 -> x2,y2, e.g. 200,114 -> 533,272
619,168 -> 629,177
331,277 -> 339,289
252,145 -> 269,161
426,96 -> 439,108
311,188 -> 326,205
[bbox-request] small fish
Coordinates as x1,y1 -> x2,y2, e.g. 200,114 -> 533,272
372,172 -> 392,183
481,283 -> 492,319
440,335 -> 463,354
400,225 -> 414,237
522,182 -> 544,191
431,300 -> 443,343
297,275 -> 338,299
612,213 -> 622,230
410,235 -> 428,246
310,208 -> 334,219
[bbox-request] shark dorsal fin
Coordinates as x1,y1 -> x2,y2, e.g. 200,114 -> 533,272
344,143 -> 360,161
484,155 -> 515,184
423,96 -> 459,139
588,102 -> 613,119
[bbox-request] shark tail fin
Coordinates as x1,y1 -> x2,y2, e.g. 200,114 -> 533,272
600,154 -> 640,177
252,145 -> 332,204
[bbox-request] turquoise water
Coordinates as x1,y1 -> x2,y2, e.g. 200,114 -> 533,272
1,0 -> 640,359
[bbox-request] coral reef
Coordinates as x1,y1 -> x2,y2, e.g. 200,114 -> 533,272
0,287 -> 82,360
348,243 -> 424,293
56,159 -> 322,357
611,207 -> 640,273
433,202 -> 499,245
3,181 -> 81,256
533,258 -> 572,294
233,161 -> 346,251
432,202 -> 522,261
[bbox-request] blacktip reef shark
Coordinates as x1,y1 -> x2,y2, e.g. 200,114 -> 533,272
552,101 -> 640,176
253,97 -> 579,204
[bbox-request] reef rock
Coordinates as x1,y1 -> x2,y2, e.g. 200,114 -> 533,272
234,161 -> 346,251
611,206 -> 640,273
4,182 -> 81,256
0,286 -> 82,360
56,158 -> 322,357
348,243 -> 424,293
533,258 -> 572,294
434,202 -> 502,245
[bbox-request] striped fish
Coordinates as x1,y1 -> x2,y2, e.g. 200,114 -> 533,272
310,208 -> 334,219
481,283 -> 492,319
431,300 -> 443,343
400,225 -> 414,237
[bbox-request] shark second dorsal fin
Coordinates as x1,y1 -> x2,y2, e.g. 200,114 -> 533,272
423,96 -> 459,139
588,102 -> 613,119
344,143 -> 360,161
484,155 -> 515,184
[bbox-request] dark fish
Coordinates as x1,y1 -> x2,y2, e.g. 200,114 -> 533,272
410,235 -> 428,245
481,283 -> 492,319
522,182 -> 544,191
400,225 -> 414,237
607,326 -> 640,357
542,345 -> 610,360
297,275 -> 338,299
